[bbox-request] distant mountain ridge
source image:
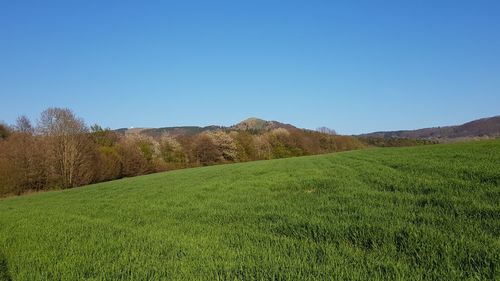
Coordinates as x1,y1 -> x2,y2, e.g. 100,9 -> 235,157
115,117 -> 297,137
115,115 -> 500,140
359,116 -> 500,140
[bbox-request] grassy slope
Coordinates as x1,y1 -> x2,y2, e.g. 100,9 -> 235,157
0,140 -> 499,280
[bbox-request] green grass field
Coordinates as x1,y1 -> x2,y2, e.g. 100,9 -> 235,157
0,140 -> 499,280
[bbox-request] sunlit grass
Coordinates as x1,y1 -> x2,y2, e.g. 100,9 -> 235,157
0,140 -> 499,280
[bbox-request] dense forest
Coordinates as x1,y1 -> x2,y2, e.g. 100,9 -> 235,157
357,136 -> 437,147
0,108 -> 366,197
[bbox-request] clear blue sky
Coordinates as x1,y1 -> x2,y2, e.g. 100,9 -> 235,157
1,0 -> 499,134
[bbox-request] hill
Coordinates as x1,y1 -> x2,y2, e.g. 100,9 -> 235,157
230,117 -> 296,132
0,140 -> 499,280
360,115 -> 500,140
115,117 -> 297,136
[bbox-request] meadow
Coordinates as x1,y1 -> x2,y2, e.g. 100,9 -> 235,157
0,140 -> 499,280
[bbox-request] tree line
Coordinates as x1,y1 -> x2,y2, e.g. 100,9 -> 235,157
357,136 -> 438,147
0,107 -> 365,197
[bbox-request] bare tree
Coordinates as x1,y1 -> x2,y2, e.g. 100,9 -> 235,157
37,108 -> 95,188
193,134 -> 220,165
117,136 -> 150,177
0,132 -> 48,194
316,127 -> 337,135
15,115 -> 34,133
